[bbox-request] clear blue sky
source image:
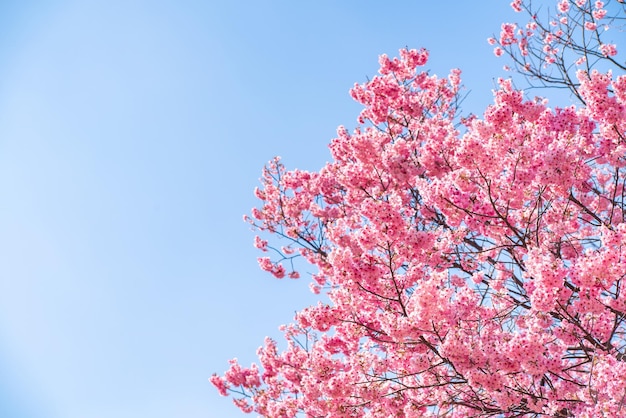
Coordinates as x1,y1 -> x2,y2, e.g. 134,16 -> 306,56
0,1 -> 522,417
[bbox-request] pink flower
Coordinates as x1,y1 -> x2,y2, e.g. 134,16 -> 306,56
494,47 -> 504,57
257,257 -> 286,278
254,235 -> 269,251
257,256 -> 273,272
210,374 -> 229,396
593,9 -> 607,20
600,43 -> 617,57
585,21 -> 597,31
500,22 -> 518,45
557,0 -> 570,13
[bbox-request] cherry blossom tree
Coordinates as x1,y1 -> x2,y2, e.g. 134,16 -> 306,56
212,1 -> 626,416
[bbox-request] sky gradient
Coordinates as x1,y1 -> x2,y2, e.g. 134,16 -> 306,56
0,1 -> 527,416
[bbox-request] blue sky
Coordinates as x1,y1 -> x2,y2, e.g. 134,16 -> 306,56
0,1 -> 522,417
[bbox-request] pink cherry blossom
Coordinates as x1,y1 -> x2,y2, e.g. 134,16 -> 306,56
585,21 -> 598,30
600,43 -> 617,57
214,2 -> 626,416
253,235 -> 268,251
